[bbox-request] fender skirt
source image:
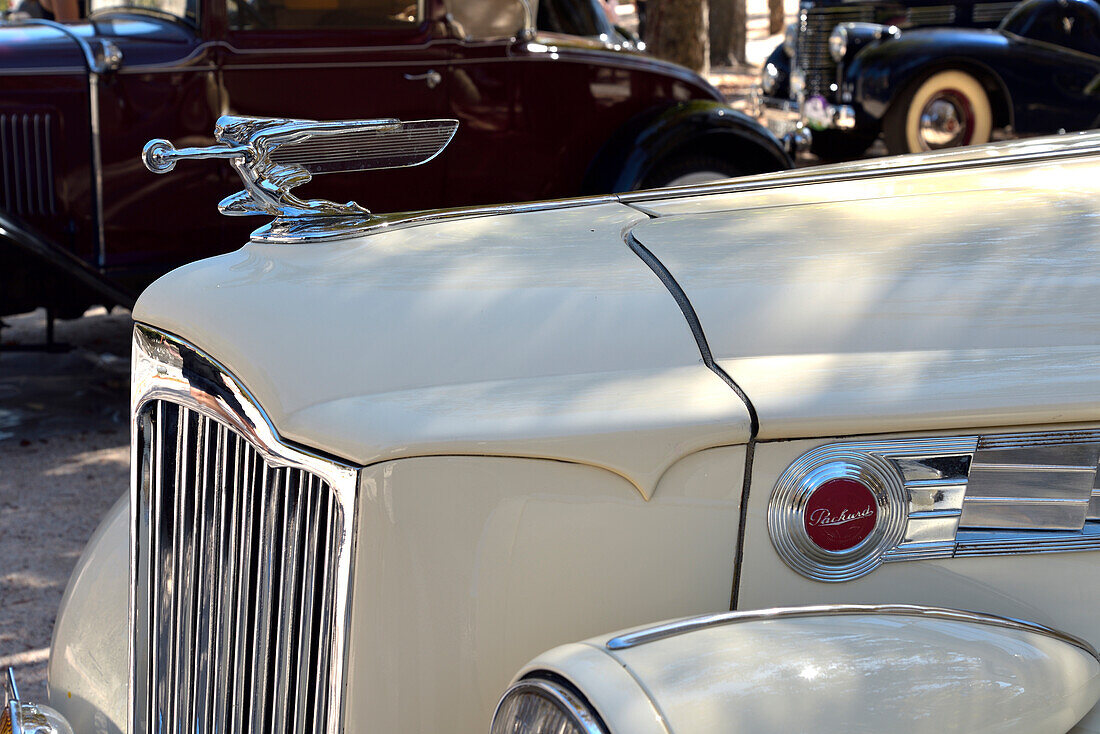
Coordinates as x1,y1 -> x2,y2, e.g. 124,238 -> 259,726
1,209 -> 134,311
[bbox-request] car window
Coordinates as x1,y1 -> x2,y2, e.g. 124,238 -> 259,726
443,0 -> 527,39
1002,0 -> 1100,55
90,0 -> 197,23
537,0 -> 613,37
1065,3 -> 1100,55
228,0 -> 421,30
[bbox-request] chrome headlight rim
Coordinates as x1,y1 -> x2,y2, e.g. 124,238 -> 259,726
491,676 -> 609,734
828,24 -> 849,62
761,62 -> 780,95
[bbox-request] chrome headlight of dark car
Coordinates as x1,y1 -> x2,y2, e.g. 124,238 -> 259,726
828,25 -> 849,61
829,22 -> 900,62
490,678 -> 608,734
761,61 -> 781,95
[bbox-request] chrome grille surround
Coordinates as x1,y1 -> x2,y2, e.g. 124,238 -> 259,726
129,324 -> 359,734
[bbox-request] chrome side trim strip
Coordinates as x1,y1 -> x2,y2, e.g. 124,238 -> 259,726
605,604 -> 1100,661
129,323 -> 359,734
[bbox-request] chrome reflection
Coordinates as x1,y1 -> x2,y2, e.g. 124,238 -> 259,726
605,603 -> 1100,661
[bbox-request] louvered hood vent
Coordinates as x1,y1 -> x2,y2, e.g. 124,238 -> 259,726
1,111 -> 58,219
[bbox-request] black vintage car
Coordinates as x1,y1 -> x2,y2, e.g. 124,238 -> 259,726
809,0 -> 1100,155
759,0 -> 1019,157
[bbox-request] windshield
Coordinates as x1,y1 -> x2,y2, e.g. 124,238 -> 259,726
89,0 -> 197,24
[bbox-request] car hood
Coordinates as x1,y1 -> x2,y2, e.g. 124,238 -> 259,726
632,139 -> 1100,439
0,15 -> 194,72
136,133 -> 1100,479
884,25 -> 1008,52
134,202 -> 753,496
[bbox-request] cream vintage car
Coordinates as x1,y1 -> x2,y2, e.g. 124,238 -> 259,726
6,119 -> 1100,734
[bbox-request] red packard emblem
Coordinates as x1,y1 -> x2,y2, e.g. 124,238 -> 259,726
803,478 -> 878,552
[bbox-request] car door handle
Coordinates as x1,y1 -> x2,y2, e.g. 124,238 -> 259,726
404,70 -> 442,89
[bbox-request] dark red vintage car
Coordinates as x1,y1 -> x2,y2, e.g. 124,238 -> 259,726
0,0 -> 791,320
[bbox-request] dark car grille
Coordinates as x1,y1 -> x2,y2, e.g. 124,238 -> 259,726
796,5 -> 874,98
0,112 -> 57,218
971,0 -> 1016,22
132,399 -> 344,734
905,4 -> 957,24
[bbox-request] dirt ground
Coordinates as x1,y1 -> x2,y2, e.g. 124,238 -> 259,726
0,307 -> 132,702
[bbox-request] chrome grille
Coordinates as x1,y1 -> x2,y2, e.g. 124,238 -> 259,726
0,111 -> 57,218
795,5 -> 873,98
133,398 -> 344,734
972,1 -> 1016,23
905,4 -> 956,24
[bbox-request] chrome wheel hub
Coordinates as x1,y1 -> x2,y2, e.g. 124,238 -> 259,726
918,93 -> 971,149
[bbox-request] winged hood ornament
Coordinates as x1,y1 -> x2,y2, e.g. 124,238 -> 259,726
142,115 -> 458,243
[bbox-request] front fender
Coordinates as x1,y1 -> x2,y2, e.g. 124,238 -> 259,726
506,606 -> 1100,733
47,493 -> 128,734
582,100 -> 792,193
1,209 -> 133,316
847,33 -> 1011,120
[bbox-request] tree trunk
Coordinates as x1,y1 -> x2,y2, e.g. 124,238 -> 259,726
709,0 -> 732,67
730,0 -> 747,65
769,0 -> 785,35
645,0 -> 709,74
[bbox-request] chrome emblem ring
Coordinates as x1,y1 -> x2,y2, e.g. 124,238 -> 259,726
769,447 -> 908,582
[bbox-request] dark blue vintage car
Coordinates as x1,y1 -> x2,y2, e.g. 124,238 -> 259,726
806,0 -> 1100,155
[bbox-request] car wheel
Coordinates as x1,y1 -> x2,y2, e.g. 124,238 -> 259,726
640,155 -> 744,189
809,129 -> 877,162
884,69 -> 993,155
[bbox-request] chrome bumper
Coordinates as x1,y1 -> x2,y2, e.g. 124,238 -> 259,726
752,90 -> 812,154
753,75 -> 857,152
802,94 -> 857,131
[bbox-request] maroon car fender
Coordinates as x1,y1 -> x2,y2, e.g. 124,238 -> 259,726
0,210 -> 134,316
582,100 -> 793,193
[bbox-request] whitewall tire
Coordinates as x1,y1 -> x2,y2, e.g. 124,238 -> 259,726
886,69 -> 993,154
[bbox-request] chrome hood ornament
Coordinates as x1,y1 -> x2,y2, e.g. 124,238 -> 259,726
142,115 -> 458,243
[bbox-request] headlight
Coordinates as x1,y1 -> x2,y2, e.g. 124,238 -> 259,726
783,22 -> 798,56
760,62 -> 780,95
490,678 -> 608,734
828,25 -> 848,61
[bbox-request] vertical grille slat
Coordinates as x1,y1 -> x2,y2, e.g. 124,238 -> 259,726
293,478 -> 319,734
253,465 -> 277,734
154,405 -> 179,734
311,492 -> 336,730
273,471 -> 304,734
192,420 -> 217,734
134,400 -> 343,734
